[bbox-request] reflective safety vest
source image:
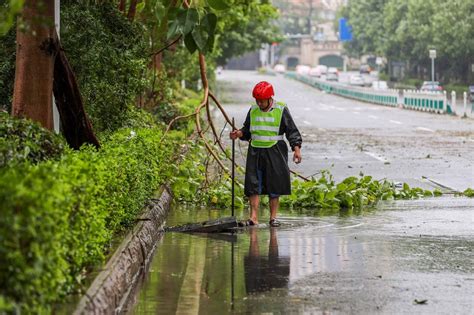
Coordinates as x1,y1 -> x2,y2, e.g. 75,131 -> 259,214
249,101 -> 286,148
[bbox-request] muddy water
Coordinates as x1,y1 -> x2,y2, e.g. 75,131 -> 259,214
125,197 -> 473,314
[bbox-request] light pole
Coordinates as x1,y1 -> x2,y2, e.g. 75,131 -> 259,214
429,49 -> 436,84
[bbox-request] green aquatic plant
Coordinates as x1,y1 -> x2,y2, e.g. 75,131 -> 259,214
281,171 -> 441,209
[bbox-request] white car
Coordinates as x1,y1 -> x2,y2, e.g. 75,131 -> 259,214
274,64 -> 286,73
295,65 -> 311,75
372,81 -> 388,90
349,75 -> 364,86
309,65 -> 327,77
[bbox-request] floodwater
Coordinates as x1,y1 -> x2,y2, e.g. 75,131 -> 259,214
125,197 -> 473,314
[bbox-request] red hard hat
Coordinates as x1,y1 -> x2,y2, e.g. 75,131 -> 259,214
252,81 -> 274,99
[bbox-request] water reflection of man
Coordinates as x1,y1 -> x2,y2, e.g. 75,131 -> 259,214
244,228 -> 290,294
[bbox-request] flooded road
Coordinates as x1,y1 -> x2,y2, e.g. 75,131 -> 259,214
126,197 -> 473,314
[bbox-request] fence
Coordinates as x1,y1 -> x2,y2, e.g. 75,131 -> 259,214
286,72 -> 451,114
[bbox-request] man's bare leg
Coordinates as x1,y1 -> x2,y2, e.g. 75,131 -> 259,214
269,197 -> 279,220
249,194 -> 259,224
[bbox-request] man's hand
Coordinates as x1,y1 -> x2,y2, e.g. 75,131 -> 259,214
293,146 -> 302,164
230,129 -> 243,140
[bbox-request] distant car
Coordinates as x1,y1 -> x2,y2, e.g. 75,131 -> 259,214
274,64 -> 286,73
309,67 -> 320,77
420,81 -> 443,92
372,80 -> 388,90
360,64 -> 371,74
349,75 -> 364,86
295,65 -> 311,75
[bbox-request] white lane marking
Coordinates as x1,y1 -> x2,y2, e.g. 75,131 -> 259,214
335,222 -> 364,230
352,111 -> 360,115
389,120 -> 402,125
336,107 -> 346,111
304,107 -> 311,111
364,151 -> 388,162
303,120 -> 311,125
368,115 -> 378,119
416,127 -> 434,132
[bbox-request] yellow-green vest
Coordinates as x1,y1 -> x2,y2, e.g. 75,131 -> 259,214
250,101 -> 286,148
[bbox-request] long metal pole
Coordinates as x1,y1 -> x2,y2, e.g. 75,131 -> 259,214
431,57 -> 435,82
231,117 -> 235,217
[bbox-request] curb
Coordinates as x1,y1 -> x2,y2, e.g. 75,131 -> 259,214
73,186 -> 173,315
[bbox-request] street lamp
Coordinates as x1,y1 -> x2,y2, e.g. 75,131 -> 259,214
429,49 -> 436,84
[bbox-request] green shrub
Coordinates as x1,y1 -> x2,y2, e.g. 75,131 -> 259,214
0,127 -> 181,313
444,83 -> 468,96
60,3 -> 148,132
0,112 -> 66,168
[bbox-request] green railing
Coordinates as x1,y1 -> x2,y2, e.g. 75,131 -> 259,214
286,72 -> 447,113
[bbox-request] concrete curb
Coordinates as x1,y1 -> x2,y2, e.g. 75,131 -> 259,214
73,186 -> 173,315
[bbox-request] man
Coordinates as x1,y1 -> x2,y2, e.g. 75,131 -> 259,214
230,81 -> 302,227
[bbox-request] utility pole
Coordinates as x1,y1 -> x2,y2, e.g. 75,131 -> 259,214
53,0 -> 60,133
429,49 -> 436,84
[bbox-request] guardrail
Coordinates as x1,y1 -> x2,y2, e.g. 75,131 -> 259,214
403,89 -> 447,113
286,72 -> 450,114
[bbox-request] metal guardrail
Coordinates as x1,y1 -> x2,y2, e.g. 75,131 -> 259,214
286,72 -> 449,114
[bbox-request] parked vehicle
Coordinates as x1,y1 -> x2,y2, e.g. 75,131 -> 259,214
295,65 -> 311,75
309,65 -> 327,77
326,73 -> 338,81
372,81 -> 388,90
420,81 -> 443,92
349,75 -> 364,86
360,64 -> 371,74
274,64 -> 286,73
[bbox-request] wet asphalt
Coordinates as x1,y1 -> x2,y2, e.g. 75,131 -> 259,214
125,70 -> 473,314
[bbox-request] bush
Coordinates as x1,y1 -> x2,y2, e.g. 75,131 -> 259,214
60,3 -> 148,132
0,112 -> 66,168
444,83 -> 468,96
0,127 -> 181,313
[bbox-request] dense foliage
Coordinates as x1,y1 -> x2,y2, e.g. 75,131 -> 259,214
0,112 -> 66,168
0,27 -> 15,112
61,3 -> 149,132
340,0 -> 474,83
0,125 -> 183,313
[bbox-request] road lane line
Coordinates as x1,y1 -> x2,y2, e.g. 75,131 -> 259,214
416,127 -> 435,132
336,107 -> 346,111
364,151 -> 388,162
368,115 -> 378,119
303,120 -> 311,125
304,107 -> 311,111
352,111 -> 360,115
389,120 -> 402,125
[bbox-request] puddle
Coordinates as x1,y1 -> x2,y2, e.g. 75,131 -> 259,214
125,197 -> 474,314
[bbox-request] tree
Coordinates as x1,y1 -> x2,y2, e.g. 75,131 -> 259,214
12,0 -> 55,129
12,0 -> 100,148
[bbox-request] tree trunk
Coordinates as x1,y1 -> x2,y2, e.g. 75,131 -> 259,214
52,35 -> 100,149
118,0 -> 126,13
127,0 -> 139,21
12,0 -> 55,130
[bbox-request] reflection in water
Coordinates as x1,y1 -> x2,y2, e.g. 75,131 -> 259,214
244,228 -> 290,294
126,201 -> 474,314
